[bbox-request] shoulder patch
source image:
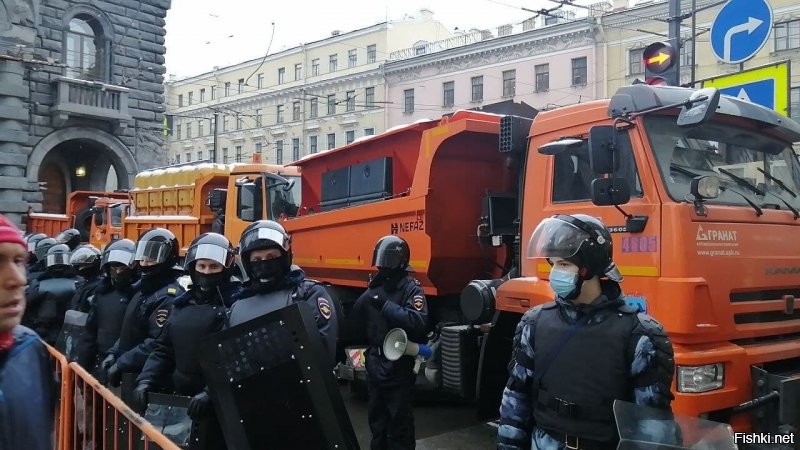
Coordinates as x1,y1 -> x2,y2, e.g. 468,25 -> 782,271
317,297 -> 332,320
155,308 -> 169,327
412,295 -> 425,311
167,287 -> 177,295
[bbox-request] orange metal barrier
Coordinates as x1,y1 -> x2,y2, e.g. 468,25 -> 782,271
45,345 -> 181,450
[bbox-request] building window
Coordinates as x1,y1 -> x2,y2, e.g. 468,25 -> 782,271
257,73 -> 264,89
223,117 -> 229,132
329,54 -> 337,72
176,124 -> 182,140
178,94 -> 183,107
295,63 -> 302,80
222,148 -> 228,164
443,81 -> 455,107
276,105 -> 284,124
544,15 -> 559,26
775,20 -> 800,51
276,140 -> 283,164
791,87 -> 800,120
471,76 -> 483,102
188,91 -> 193,106
311,59 -> 319,76
628,48 -> 644,75
572,57 -> 587,86
224,82 -> 230,97
255,109 -> 262,127
292,101 -> 301,121
310,98 -> 318,118
209,149 -> 216,162
211,86 -> 216,100
186,122 -> 192,139
680,40 -> 693,67
199,88 -> 205,102
278,67 -> 285,84
65,16 -> 108,81
404,89 -> 414,113
364,128 -> 375,136
255,143 -> 262,154
292,138 -> 300,161
198,121 -> 204,136
346,90 -> 356,112
367,44 -> 376,63
235,145 -> 242,163
175,154 -> 181,164
348,49 -> 357,68
327,133 -> 336,150
236,115 -> 243,130
309,135 -> 318,154
535,64 -> 549,92
238,79 -> 244,93
327,94 -> 336,115
197,150 -> 203,161
185,152 -> 191,163
365,87 -> 375,108
346,130 -> 355,145
502,70 -> 516,97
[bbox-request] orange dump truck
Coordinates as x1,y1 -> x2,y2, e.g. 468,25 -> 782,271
212,84 -> 800,433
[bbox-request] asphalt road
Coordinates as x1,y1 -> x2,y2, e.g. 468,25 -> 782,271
340,384 -> 497,449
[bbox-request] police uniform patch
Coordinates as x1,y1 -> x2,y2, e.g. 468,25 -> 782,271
155,308 -> 169,327
412,295 -> 425,311
167,288 -> 177,295
317,297 -> 332,320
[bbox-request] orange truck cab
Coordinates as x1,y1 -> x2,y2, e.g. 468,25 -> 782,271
87,197 -> 130,250
26,190 -> 129,245
216,83 -> 800,434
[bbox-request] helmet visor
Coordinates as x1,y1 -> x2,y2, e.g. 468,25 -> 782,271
103,249 -> 135,267
185,243 -> 231,268
372,248 -> 405,269
134,241 -> 172,264
526,217 -> 590,260
240,227 -> 289,252
70,249 -> 99,265
46,253 -> 71,267
28,237 -> 43,252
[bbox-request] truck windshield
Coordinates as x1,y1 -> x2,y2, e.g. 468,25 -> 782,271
110,205 -> 124,226
267,175 -> 301,219
645,115 -> 800,210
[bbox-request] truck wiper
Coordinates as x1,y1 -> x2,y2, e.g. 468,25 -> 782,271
717,167 -> 765,196
719,186 -> 763,217
670,163 -> 701,178
756,167 -> 797,198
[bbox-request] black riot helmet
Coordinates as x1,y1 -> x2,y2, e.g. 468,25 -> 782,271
45,243 -> 72,270
26,233 -> 47,261
70,245 -> 102,278
238,220 -> 292,285
101,238 -> 136,271
134,228 -> 180,268
56,228 -> 81,251
185,233 -> 235,271
371,235 -> 411,270
527,214 -> 621,282
35,237 -> 58,262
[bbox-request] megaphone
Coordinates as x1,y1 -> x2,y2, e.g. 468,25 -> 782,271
383,328 -> 433,361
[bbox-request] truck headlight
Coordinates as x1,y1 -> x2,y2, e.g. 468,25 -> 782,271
677,363 -> 724,393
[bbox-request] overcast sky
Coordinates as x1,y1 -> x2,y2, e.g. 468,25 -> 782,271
163,0 -> 594,79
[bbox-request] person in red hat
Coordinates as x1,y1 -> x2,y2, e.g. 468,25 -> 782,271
0,214 -> 54,450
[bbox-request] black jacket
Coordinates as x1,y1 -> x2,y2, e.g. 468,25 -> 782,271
76,278 -> 137,372
22,271 -> 79,345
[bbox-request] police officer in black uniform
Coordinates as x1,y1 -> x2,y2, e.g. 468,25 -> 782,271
25,233 -> 47,267
352,235 -> 428,450
104,228 -> 185,399
55,228 -> 82,251
27,236 -> 56,283
22,243 -> 80,345
134,233 -> 242,449
228,220 -> 338,365
69,245 -> 103,313
76,239 -> 138,382
498,214 -> 675,450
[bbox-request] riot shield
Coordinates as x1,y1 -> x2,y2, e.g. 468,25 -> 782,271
198,301 -> 360,450
55,309 -> 88,361
38,277 -> 78,297
614,400 -> 737,450
144,393 -> 193,449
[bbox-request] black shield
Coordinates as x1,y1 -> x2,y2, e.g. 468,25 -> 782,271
38,277 -> 78,297
55,309 -> 88,361
198,302 -> 359,450
144,393 -> 193,449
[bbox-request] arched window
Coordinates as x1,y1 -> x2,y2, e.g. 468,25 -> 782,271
64,15 -> 108,81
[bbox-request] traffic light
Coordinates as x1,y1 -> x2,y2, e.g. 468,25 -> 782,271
643,42 -> 678,86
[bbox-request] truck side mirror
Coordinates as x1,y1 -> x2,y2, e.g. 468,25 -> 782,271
591,177 -> 631,206
677,88 -> 719,127
588,126 -> 620,174
237,182 -> 262,222
93,208 -> 105,226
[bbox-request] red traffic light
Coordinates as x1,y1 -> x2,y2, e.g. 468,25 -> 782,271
643,42 -> 676,74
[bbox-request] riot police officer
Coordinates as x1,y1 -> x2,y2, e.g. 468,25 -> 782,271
69,245 -> 103,313
55,228 -> 81,251
77,239 -> 138,381
352,235 -> 428,450
25,233 -> 47,266
498,214 -> 675,450
22,243 -> 79,345
27,236 -> 56,283
228,220 -> 338,364
104,228 -> 185,398
134,233 -> 242,449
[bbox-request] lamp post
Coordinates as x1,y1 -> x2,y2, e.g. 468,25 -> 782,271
213,112 -> 219,163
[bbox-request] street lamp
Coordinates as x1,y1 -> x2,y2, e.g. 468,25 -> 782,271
75,166 -> 87,177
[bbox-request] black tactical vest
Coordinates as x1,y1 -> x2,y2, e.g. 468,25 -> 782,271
168,300 -> 227,394
93,288 -> 132,354
532,303 -> 637,442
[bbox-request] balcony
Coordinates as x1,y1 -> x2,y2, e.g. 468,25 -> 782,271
51,76 -> 132,130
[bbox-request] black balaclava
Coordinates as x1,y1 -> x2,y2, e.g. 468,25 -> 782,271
248,250 -> 291,294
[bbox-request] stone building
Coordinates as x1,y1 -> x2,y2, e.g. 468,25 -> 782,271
0,0 -> 170,223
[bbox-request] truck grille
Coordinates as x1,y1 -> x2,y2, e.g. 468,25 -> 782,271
729,289 -> 800,344
440,325 -> 478,399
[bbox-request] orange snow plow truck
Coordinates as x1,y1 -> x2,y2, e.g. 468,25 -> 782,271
186,84 -> 798,434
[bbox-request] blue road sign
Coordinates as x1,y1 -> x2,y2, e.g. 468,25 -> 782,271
718,79 -> 775,109
710,0 -> 773,64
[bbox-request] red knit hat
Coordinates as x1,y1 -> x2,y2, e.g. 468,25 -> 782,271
0,214 -> 25,249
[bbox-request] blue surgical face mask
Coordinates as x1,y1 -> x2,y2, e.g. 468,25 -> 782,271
549,268 -> 579,298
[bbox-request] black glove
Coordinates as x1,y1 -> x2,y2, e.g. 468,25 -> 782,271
101,354 -> 115,372
187,391 -> 211,420
107,363 -> 122,387
132,383 -> 151,413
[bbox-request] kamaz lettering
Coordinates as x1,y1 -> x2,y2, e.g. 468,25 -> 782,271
765,266 -> 800,275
